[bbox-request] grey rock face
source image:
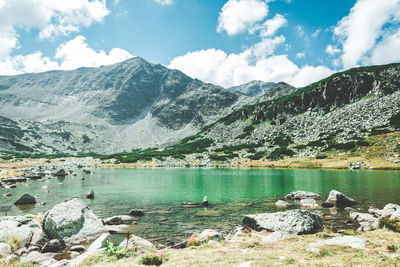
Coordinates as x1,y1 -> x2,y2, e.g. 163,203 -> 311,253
14,192 -> 36,205
322,190 -> 356,208
285,191 -> 322,200
242,209 -> 323,234
0,57 -> 243,154
229,81 -> 276,97
42,198 -> 107,245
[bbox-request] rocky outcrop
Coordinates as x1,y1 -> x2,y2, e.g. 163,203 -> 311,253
369,203 -> 400,219
350,212 -> 379,232
242,209 -> 322,234
0,216 -> 44,246
285,191 -> 322,200
322,190 -> 356,208
14,193 -> 36,205
42,198 -> 107,245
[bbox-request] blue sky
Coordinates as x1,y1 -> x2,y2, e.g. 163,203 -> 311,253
1,0 -> 400,87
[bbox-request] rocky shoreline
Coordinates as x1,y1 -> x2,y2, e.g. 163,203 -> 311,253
1,183 -> 399,266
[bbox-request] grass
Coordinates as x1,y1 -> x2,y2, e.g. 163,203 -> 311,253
80,229 -> 400,267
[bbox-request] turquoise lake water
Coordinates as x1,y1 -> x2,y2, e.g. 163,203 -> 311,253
1,168 -> 399,244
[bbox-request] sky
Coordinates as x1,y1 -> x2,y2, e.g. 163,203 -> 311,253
0,0 -> 400,88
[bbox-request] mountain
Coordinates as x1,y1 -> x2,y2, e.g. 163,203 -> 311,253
229,80 -> 276,96
0,57 -> 245,154
177,63 -> 400,161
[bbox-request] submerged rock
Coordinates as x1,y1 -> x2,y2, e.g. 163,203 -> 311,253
322,190 -> 356,208
202,196 -> 209,207
129,209 -> 144,217
300,199 -> 320,209
53,169 -> 66,177
242,209 -> 322,234
42,198 -> 107,245
103,215 -> 131,225
14,192 -> 36,205
285,191 -> 322,200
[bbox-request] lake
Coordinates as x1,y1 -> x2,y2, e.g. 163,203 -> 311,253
1,168 -> 400,244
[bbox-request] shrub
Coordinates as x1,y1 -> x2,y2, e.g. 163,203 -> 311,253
105,240 -> 132,259
267,147 -> 294,161
379,217 -> 400,232
315,154 -> 327,159
139,254 -> 163,266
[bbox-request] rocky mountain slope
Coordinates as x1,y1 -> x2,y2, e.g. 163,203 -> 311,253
139,63 -> 400,163
229,80 -> 276,96
0,57 -> 246,154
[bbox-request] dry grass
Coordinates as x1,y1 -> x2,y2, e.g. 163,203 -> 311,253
81,229 -> 400,267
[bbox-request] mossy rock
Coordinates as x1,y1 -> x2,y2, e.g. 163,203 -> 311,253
139,254 -> 163,266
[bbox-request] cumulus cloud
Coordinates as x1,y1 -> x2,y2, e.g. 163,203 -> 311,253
325,45 -> 341,55
370,28 -> 400,64
0,36 -> 133,75
154,0 -> 174,5
333,0 -> 400,68
168,48 -> 333,88
251,14 -> 287,38
217,0 -> 269,35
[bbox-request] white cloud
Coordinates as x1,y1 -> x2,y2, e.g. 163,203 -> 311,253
154,0 -> 174,5
296,25 -> 305,36
296,52 -> 305,59
249,36 -> 286,59
325,45 -> 341,55
311,29 -> 321,38
370,28 -> 400,64
168,48 -> 333,88
55,36 -> 133,70
217,0 -> 269,36
0,36 -> 133,75
259,14 -> 288,37
0,0 -> 109,60
333,0 -> 400,68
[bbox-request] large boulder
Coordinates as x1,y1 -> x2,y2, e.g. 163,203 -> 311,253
322,190 -> 356,208
53,169 -> 66,177
285,191 -> 322,200
42,198 -> 107,245
14,193 -> 36,205
82,190 -> 94,199
275,200 -> 292,208
242,209 -> 322,234
0,216 -> 45,246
